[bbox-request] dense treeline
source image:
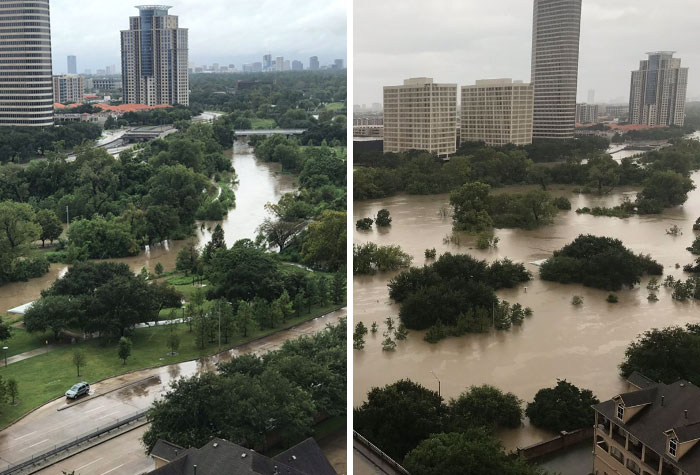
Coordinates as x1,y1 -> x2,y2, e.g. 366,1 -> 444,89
0,201 -> 51,284
24,262 -> 182,338
0,122 -> 102,163
540,235 -> 663,290
143,318 -> 346,452
611,125 -> 695,143
354,140 -> 700,204
0,122 -> 234,267
353,242 -> 412,274
354,379 -> 546,473
251,136 -> 347,271
387,253 -> 531,340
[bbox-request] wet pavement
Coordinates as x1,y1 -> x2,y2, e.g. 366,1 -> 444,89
0,309 -> 345,469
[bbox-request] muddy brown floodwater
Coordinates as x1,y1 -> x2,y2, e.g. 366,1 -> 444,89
353,170 -> 700,451
0,142 -> 295,313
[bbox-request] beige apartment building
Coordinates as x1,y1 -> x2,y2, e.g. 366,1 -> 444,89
383,78 -> 457,157
593,372 -> 700,475
121,5 -> 189,106
461,79 -> 534,146
629,51 -> 688,127
52,75 -> 84,104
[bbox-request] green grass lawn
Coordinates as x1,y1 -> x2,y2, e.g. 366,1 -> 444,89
0,301 -> 344,429
1,328 -> 54,358
322,102 -> 345,111
250,118 -> 277,130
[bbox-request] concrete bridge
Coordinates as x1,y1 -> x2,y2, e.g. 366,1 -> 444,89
234,128 -> 307,138
99,126 -> 177,148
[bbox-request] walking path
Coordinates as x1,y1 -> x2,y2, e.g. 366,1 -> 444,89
4,346 -> 57,366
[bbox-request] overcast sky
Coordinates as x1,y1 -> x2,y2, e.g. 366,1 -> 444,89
50,0 -> 346,73
354,0 -> 700,105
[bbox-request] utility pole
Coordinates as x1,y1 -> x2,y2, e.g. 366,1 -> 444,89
218,301 -> 221,352
430,370 -> 441,398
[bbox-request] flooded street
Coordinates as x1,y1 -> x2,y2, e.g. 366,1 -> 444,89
0,142 -> 295,313
353,170 -> 700,450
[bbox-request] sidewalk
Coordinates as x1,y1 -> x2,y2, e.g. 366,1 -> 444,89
4,345 -> 57,365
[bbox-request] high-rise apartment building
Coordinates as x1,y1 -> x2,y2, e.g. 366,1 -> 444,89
629,51 -> 688,127
309,56 -> 319,70
587,89 -> 595,104
275,56 -> 284,72
263,54 -> 272,71
575,103 -> 599,124
461,79 -> 534,146
531,0 -> 582,139
52,75 -> 84,103
67,55 -> 77,74
121,5 -> 189,106
252,62 -> 262,73
0,0 -> 54,127
292,60 -> 303,71
333,59 -> 344,70
383,77 -> 457,156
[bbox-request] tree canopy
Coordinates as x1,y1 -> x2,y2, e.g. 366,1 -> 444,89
525,380 -> 600,433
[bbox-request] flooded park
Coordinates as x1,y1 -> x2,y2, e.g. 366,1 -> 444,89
353,168 -> 700,451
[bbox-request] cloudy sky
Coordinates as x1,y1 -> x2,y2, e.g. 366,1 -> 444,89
354,0 -> 700,105
50,0 -> 347,73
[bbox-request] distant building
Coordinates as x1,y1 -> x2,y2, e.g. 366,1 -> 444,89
91,77 -> 122,91
148,437 -> 336,475
52,75 -> 84,103
354,125 -> 384,138
275,56 -> 284,72
67,55 -> 77,74
383,77 -> 457,156
588,89 -> 596,104
263,54 -> 272,71
629,51 -> 688,127
531,0 -> 582,139
602,104 -> 629,121
593,373 -> 700,475
292,60 -> 303,71
84,69 -> 92,75
283,60 -> 290,71
461,79 -> 534,146
333,59 -> 344,69
251,62 -> 262,73
309,56 -> 320,70
121,5 -> 189,106
0,0 -> 54,127
576,103 -> 600,124
212,62 -> 219,72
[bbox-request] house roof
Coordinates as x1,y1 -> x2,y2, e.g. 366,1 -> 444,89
151,439 -> 184,461
273,438 -> 336,475
627,371 -> 655,390
594,379 -> 700,475
148,437 -> 334,475
672,421 -> 700,444
618,387 -> 658,407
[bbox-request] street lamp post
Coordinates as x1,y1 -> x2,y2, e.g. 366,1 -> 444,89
430,370 -> 441,398
3,347 -> 7,367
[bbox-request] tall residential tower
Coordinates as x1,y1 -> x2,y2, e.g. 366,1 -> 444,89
67,55 -> 77,74
629,52 -> 688,127
0,0 -> 54,127
383,77 -> 457,157
531,0 -> 582,139
121,5 -> 189,106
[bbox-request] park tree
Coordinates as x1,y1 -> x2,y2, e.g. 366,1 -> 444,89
175,243 -> 201,276
375,209 -> 392,227
317,276 -> 330,306
403,430 -> 547,475
332,272 -> 345,305
0,201 -> 40,256
92,274 -> 157,337
354,379 -> 446,462
167,331 -> 181,355
73,350 -> 86,377
293,290 -> 306,317
277,290 -> 294,323
23,295 -> 75,339
258,218 -> 301,251
35,209 -> 63,247
202,224 -> 226,261
447,385 -> 522,432
234,300 -> 252,338
353,322 -> 368,350
0,322 -> 11,342
154,262 -> 164,276
7,379 -> 17,405
118,337 -> 132,365
449,182 -> 494,232
301,210 -> 346,271
619,324 -> 700,386
638,170 -> 695,208
525,380 -> 600,433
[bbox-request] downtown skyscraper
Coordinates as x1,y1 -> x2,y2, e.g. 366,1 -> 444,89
0,0 -> 54,127
531,0 -> 582,139
629,52 -> 688,127
121,5 -> 189,106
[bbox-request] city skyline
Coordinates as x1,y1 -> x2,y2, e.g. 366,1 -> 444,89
49,0 -> 346,74
354,0 -> 700,106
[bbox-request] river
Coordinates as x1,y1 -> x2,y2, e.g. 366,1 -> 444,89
353,170 -> 700,451
0,141 -> 295,313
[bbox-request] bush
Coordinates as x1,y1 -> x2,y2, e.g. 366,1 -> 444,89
526,380 -> 600,433
376,208 -> 392,227
571,295 -> 583,306
424,248 -> 437,259
553,196 -> 571,210
353,242 -> 413,275
356,217 -> 373,230
606,293 -> 619,303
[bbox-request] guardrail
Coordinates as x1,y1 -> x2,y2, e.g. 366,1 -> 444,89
353,430 -> 409,475
0,408 -> 149,475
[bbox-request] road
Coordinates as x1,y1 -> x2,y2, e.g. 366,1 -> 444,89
0,309 -> 345,471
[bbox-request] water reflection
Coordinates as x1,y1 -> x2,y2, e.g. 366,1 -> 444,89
353,171 -> 700,450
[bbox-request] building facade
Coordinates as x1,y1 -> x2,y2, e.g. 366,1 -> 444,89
67,54 -> 76,74
531,0 -> 582,139
629,52 -> 688,127
461,79 -> 534,146
576,103 -> 600,124
309,56 -> 319,70
383,77 -> 457,156
292,60 -> 303,71
0,0 -> 54,127
52,75 -> 84,103
120,5 -> 189,106
593,373 -> 700,475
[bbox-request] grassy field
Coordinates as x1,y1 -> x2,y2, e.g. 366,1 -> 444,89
1,328 -> 53,358
250,118 -> 277,130
0,301 -> 344,429
322,102 -> 346,111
